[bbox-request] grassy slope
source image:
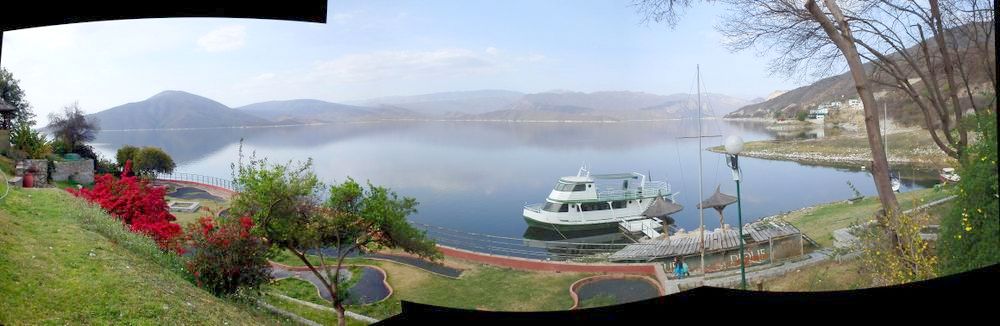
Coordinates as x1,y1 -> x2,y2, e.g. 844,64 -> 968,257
781,187 -> 955,248
0,188 -> 291,324
761,259 -> 871,291
269,250 -> 592,320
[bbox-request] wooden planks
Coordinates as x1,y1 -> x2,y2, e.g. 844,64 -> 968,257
609,220 -> 806,262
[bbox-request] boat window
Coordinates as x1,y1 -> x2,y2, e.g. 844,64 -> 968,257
580,202 -> 610,211
555,182 -> 588,192
543,202 -> 569,212
611,200 -> 627,209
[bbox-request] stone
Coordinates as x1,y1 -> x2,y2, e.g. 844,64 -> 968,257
52,159 -> 95,185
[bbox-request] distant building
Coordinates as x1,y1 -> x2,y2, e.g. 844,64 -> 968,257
808,107 -> 829,120
829,101 -> 842,107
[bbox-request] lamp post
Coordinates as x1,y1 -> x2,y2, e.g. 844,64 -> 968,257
725,135 -> 747,290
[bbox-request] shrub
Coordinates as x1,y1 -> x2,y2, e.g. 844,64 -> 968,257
67,168 -> 182,251
937,111 -> 999,275
116,145 -> 140,168
855,209 -> 937,287
796,110 -> 808,121
134,147 -> 176,176
9,123 -> 51,159
95,156 -> 118,175
116,145 -> 175,177
184,215 -> 271,295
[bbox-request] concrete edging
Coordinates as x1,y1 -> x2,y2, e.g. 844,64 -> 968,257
568,274 -> 665,310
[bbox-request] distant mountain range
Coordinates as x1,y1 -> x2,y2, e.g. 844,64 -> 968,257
87,89 -> 754,130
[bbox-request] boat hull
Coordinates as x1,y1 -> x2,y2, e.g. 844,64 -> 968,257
522,216 -> 623,232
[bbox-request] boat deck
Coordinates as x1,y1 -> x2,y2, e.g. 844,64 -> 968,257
609,220 -> 802,262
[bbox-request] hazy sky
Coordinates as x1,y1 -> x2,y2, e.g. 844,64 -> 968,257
2,0 -> 811,125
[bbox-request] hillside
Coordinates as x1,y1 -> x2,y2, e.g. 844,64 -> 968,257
726,22 -> 994,123
0,188 -> 293,324
88,91 -> 272,130
237,99 -> 387,123
360,90 -> 524,115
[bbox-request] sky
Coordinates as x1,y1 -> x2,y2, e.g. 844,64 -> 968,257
2,0 -> 811,125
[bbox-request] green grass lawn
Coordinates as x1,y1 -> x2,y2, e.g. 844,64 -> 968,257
0,188 -> 295,325
781,187 -> 955,248
269,249 -> 595,320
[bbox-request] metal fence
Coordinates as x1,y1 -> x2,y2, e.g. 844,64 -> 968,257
153,172 -> 240,192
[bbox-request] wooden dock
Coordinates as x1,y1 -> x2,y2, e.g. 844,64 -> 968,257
609,220 -> 802,262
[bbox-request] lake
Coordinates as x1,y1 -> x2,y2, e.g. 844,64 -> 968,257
91,120 -> 938,258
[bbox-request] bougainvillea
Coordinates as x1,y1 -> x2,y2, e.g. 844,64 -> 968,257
67,160 -> 182,251
183,215 -> 271,295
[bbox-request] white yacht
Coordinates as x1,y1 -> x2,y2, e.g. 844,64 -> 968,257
523,167 -> 681,234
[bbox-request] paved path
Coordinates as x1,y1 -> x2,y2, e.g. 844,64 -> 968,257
661,249 -> 835,294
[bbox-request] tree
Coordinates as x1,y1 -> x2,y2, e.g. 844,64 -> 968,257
116,145 -> 140,169
631,0 -> 899,216
0,67 -> 35,130
229,147 -> 439,326
184,215 -> 271,295
47,102 -> 99,151
134,147 -> 176,177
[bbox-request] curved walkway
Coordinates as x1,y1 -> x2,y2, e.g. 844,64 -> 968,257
269,262 -> 392,305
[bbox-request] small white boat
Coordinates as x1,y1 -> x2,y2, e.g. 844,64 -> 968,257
523,166 -> 680,236
940,167 -> 960,183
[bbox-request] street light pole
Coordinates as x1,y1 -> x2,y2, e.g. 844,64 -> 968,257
736,174 -> 746,290
725,135 -> 747,290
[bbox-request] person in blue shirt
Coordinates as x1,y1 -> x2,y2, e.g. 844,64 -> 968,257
673,256 -> 687,279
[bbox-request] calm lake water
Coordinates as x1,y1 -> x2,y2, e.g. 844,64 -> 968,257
92,120 -> 938,258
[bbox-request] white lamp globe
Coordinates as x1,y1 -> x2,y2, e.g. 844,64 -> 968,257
725,135 -> 744,155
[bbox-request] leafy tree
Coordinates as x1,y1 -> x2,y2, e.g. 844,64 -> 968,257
938,111 -> 999,275
116,145 -> 140,168
47,102 -> 99,150
134,147 -> 176,177
229,146 -> 439,325
0,67 -> 35,130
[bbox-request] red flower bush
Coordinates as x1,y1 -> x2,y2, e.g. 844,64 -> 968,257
67,160 -> 182,251
184,215 -> 271,295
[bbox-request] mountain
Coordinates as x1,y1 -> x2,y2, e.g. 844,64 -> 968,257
89,89 -> 755,129
465,91 -> 752,121
237,99 -> 377,123
359,90 -> 524,116
88,91 -> 271,130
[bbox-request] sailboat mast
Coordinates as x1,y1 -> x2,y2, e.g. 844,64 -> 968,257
697,65 -> 706,273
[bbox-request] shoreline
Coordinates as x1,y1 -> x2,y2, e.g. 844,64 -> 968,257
708,128 -> 956,169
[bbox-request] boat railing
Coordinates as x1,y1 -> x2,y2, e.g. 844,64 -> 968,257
524,203 -> 544,213
596,182 -> 670,201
